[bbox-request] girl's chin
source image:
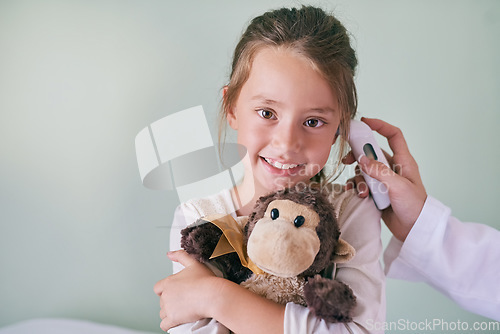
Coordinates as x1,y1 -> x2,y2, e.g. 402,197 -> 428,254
259,173 -> 313,193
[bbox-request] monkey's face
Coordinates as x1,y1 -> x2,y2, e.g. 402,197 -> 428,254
247,199 -> 321,277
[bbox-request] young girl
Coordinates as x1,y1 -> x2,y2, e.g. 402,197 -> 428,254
154,6 -> 385,333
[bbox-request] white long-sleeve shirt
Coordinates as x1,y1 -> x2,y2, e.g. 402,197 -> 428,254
168,186 -> 386,333
384,196 -> 500,321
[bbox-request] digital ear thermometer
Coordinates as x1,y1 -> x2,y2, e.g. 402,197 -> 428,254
347,120 -> 391,210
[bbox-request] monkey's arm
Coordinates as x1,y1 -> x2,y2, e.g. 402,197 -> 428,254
181,220 -> 252,284
303,274 -> 356,323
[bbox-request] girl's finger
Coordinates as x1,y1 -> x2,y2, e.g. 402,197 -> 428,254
159,307 -> 166,320
160,317 -> 174,332
153,279 -> 165,296
167,249 -> 198,267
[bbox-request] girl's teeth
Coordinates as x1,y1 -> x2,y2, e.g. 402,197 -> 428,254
264,158 -> 299,170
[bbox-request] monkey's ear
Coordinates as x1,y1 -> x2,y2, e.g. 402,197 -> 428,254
332,238 -> 356,264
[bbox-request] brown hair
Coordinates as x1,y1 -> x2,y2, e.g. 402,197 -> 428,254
219,6 -> 358,182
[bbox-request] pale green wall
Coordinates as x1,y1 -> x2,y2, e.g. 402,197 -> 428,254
0,0 -> 499,333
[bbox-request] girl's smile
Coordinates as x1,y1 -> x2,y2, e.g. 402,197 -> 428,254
260,156 -> 305,176
227,46 -> 340,200
261,156 -> 304,171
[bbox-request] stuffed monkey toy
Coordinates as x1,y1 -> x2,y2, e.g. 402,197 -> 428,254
181,184 -> 357,323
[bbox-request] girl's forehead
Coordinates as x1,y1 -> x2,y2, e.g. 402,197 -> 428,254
251,46 -> 319,73
240,47 -> 338,111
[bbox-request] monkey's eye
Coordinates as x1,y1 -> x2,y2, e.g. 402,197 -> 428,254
270,208 -> 279,220
294,216 -> 305,228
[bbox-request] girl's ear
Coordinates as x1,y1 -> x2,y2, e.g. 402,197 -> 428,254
227,109 -> 238,130
223,86 -> 238,130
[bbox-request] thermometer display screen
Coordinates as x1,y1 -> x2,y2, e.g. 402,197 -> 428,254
363,143 -> 378,161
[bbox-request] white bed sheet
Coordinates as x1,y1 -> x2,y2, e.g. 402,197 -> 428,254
0,318 -> 159,334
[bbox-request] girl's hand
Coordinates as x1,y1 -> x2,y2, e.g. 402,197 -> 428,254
154,250 -> 285,334
343,117 -> 427,241
153,250 -> 220,332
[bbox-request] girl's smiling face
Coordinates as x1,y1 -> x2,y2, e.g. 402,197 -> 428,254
227,47 -> 340,194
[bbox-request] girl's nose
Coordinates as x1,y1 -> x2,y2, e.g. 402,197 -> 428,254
271,121 -> 302,153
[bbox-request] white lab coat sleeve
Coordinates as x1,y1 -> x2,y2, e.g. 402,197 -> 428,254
283,190 -> 386,334
384,196 -> 500,321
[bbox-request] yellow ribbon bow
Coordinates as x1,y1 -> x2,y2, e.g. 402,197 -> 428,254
202,214 -> 264,275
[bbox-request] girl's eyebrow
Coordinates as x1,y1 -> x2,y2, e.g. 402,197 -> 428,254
251,95 -> 336,114
251,95 -> 281,105
309,107 -> 336,114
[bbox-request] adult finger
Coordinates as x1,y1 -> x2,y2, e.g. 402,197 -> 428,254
353,165 -> 369,197
356,177 -> 369,197
342,151 -> 356,165
361,117 -> 411,156
359,155 -> 399,185
381,149 -> 394,167
345,174 -> 369,198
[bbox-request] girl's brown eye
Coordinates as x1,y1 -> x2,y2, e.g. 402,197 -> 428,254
305,118 -> 324,127
306,119 -> 318,127
259,109 -> 274,119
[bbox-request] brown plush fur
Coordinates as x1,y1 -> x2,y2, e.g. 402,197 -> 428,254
304,275 -> 356,322
181,221 -> 252,284
240,273 -> 307,306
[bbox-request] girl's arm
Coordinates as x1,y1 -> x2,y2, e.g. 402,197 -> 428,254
163,199 -> 286,333
154,250 -> 285,333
